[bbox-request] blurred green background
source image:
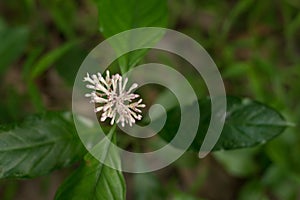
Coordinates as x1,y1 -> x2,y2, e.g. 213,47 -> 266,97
0,0 -> 299,199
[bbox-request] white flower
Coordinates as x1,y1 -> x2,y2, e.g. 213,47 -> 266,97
83,71 -> 146,127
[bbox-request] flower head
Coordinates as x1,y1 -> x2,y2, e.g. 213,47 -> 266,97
83,71 -> 146,127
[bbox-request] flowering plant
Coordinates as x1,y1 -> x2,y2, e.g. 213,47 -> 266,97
0,0 -> 294,199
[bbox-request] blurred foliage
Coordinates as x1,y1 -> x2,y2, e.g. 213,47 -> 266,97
0,0 -> 299,199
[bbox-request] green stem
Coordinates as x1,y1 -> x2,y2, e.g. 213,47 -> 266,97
110,124 -> 117,145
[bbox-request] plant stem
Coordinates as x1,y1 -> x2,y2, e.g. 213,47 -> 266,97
111,124 -> 117,145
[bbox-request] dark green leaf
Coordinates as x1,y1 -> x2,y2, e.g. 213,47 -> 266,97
22,47 -> 46,112
158,96 -> 288,151
30,41 -> 77,80
55,42 -> 89,86
27,81 -> 45,112
22,46 -> 44,82
0,88 -> 24,123
0,23 -> 29,74
94,0 -> 168,72
55,127 -> 126,200
95,0 -> 168,38
0,112 -> 85,179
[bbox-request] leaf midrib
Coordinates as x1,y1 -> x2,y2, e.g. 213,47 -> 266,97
0,134 -> 75,152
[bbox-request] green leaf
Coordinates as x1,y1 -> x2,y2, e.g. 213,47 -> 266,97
0,112 -> 85,179
55,127 -> 126,200
158,96 -> 288,151
95,0 -> 168,38
22,46 -> 44,83
27,81 -> 45,112
0,23 -> 29,74
30,41 -> 77,80
0,87 -> 24,123
94,0 -> 168,72
55,42 -> 89,86
22,46 -> 46,112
